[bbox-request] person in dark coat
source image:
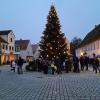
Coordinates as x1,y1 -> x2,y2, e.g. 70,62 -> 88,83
79,55 -> 85,71
43,60 -> 48,74
65,59 -> 69,73
65,57 -> 72,73
73,56 -> 80,73
55,58 -> 62,74
17,57 -> 24,74
92,54 -> 100,74
84,55 -> 89,71
37,59 -> 42,72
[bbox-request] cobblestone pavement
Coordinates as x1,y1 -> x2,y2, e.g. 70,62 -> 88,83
0,65 -> 100,100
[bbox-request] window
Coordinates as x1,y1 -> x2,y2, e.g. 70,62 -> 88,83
93,43 -> 95,50
12,47 -> 14,51
6,45 -> 8,50
91,44 -> 92,50
2,44 -> 5,49
15,46 -> 20,52
9,46 -> 11,50
88,45 -> 90,51
10,38 -> 12,42
97,41 -> 99,49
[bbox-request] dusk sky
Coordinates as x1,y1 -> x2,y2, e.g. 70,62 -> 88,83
0,0 -> 100,43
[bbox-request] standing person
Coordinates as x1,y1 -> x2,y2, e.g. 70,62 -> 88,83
84,53 -> 89,70
12,60 -> 16,72
92,54 -> 100,74
11,60 -> 16,72
73,56 -> 80,73
10,60 -> 13,70
51,61 -> 57,75
37,59 -> 41,72
65,58 -> 69,73
55,58 -> 62,74
43,59 -> 48,74
80,55 -> 85,71
17,57 -> 24,74
65,57 -> 72,73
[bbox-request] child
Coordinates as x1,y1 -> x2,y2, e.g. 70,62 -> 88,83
11,61 -> 16,72
48,65 -> 52,74
51,63 -> 57,75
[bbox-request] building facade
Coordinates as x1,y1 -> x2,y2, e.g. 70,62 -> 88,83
76,24 -> 100,58
32,44 -> 40,60
0,30 -> 19,64
15,39 -> 33,62
65,37 -> 70,55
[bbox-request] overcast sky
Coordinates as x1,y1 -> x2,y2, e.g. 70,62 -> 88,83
0,0 -> 100,43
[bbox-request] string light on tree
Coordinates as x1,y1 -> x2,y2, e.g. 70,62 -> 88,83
64,51 -> 66,54
50,47 -> 53,50
39,5 -> 68,60
46,55 -> 49,57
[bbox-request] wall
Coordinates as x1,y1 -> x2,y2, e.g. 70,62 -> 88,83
20,41 -> 33,61
76,39 -> 100,58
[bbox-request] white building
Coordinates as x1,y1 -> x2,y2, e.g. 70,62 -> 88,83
65,37 -> 70,54
0,30 -> 19,64
15,39 -> 33,61
76,24 -> 100,58
32,44 -> 40,60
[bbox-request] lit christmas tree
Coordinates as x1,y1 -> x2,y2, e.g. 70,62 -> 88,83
39,5 -> 68,60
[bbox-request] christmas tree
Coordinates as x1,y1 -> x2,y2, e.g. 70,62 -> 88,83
39,5 -> 68,60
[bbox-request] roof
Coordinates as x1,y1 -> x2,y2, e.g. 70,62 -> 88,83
0,36 -> 8,43
0,30 -> 12,35
32,44 -> 38,54
15,39 -> 30,50
79,24 -> 100,47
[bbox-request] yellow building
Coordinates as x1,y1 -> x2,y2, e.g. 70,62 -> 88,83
0,30 -> 20,64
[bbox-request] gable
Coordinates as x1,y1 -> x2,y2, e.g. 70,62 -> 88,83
15,40 -> 30,50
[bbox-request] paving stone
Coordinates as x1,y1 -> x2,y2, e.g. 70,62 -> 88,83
0,65 -> 100,100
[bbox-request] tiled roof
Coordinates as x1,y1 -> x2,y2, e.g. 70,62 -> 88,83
32,44 -> 38,54
0,36 -> 8,43
79,24 -> 100,47
0,30 -> 12,35
15,39 -> 30,50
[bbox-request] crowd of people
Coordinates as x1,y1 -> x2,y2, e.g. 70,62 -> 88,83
10,57 -> 24,74
9,53 -> 100,75
36,53 -> 100,74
